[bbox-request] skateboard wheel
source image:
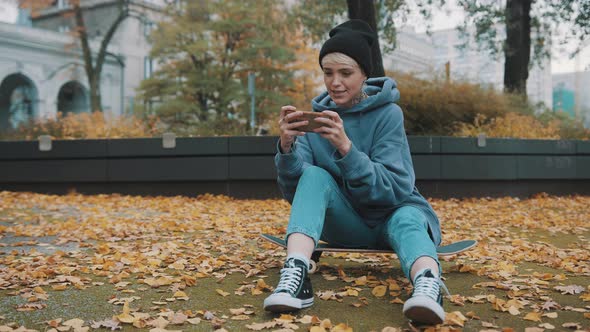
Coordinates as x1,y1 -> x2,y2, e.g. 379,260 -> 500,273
309,260 -> 318,274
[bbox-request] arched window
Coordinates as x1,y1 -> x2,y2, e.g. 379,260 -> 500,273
57,81 -> 89,115
0,73 -> 38,130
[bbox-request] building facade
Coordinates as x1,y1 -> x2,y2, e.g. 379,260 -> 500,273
0,0 -> 164,131
0,21 -> 122,130
30,0 -> 166,114
553,70 -> 590,127
384,25 -> 553,108
384,27 -> 435,77
424,27 -> 553,107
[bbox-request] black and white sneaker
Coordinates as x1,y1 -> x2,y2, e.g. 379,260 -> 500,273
263,257 -> 314,312
402,268 -> 449,325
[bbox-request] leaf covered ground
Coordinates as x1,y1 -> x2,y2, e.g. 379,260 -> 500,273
0,191 -> 589,332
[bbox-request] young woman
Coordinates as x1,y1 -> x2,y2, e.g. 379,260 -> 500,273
263,19 -> 447,325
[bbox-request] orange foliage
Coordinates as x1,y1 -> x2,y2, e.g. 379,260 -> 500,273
266,27 -> 323,135
455,112 -> 562,139
17,0 -> 54,13
18,0 -> 79,17
282,27 -> 322,107
2,112 -> 163,140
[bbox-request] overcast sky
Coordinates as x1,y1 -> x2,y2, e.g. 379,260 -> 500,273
0,0 -> 587,73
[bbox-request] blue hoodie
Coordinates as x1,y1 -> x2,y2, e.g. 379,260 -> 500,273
275,77 -> 441,245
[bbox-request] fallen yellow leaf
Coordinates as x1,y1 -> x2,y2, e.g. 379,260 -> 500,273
331,323 -> 353,332
46,319 -> 62,328
276,314 -> 296,322
33,287 -> 46,294
187,318 -> 201,325
62,319 -> 85,329
508,306 -> 520,315
172,291 -> 188,299
372,285 -> 387,297
523,312 -> 543,322
539,323 -> 555,329
444,311 -> 467,327
116,313 -> 135,324
115,301 -> 134,324
298,315 -> 320,324
310,327 -> 327,332
543,312 -> 558,319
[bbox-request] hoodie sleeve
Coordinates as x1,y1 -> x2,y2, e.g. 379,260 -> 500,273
274,135 -> 314,203
333,105 -> 415,208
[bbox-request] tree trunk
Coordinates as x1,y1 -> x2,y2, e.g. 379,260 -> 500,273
89,76 -> 102,113
73,2 -> 102,112
74,0 -> 128,113
197,92 -> 208,122
504,0 -> 531,97
20,0 -> 129,114
94,1 -> 128,94
346,0 -> 385,77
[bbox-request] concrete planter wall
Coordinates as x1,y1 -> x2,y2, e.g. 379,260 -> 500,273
0,136 -> 588,198
409,137 -> 589,197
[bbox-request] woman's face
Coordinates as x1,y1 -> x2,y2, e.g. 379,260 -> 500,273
322,60 -> 366,108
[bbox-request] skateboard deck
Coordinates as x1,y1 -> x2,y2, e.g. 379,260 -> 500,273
261,234 -> 476,273
260,234 -> 477,256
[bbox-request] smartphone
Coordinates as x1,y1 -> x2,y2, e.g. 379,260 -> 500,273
287,111 -> 330,132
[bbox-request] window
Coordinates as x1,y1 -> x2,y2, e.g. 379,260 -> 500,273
57,0 -> 69,8
144,57 -> 153,79
144,21 -> 155,37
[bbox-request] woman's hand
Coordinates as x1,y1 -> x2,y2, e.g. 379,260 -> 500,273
313,110 -> 352,156
278,105 -> 308,154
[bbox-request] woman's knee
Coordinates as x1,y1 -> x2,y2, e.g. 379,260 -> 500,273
385,206 -> 428,233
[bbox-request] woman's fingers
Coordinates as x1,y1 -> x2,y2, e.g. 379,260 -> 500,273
281,117 -> 307,130
321,110 -> 341,122
312,111 -> 341,128
280,105 -> 297,118
312,117 -> 333,128
284,111 -> 303,124
285,129 -> 306,137
279,106 -> 307,139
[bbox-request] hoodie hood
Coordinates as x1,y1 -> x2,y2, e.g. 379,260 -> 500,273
311,77 -> 400,114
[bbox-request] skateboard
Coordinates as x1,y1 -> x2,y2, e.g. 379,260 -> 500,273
260,234 -> 477,273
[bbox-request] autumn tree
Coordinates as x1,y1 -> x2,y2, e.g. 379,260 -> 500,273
18,0 -> 137,113
138,0 -> 296,133
456,0 -> 590,97
290,0 -> 406,78
279,26 -> 323,130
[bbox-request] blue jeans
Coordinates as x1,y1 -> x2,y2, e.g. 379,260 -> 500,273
286,166 -> 439,278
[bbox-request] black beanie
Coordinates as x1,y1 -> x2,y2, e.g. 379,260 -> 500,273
319,19 -> 376,76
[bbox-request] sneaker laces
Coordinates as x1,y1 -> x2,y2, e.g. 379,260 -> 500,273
413,271 -> 450,301
275,263 -> 303,294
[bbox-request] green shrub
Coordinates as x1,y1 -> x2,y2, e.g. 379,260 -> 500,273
389,71 -> 589,140
390,71 -> 532,136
